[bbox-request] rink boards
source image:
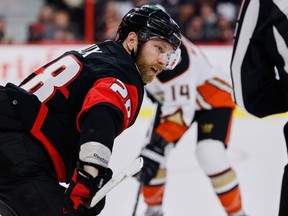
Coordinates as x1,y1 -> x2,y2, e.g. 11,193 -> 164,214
0,44 -> 287,119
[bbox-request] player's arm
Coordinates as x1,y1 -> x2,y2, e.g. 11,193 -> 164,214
64,77 -> 136,215
78,104 -> 123,173
231,0 -> 288,117
63,104 -> 123,216
76,77 -> 137,168
136,104 -> 188,184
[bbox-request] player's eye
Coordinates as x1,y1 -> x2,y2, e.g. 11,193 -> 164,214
155,45 -> 165,53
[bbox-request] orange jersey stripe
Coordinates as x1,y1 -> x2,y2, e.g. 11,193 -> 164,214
155,120 -> 188,143
197,81 -> 235,109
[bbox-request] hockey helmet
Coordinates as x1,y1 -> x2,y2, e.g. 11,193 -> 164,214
116,4 -> 181,51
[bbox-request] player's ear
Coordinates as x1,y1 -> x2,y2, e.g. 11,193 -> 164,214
126,32 -> 138,54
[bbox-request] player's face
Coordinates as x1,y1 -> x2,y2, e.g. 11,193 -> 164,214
136,39 -> 174,83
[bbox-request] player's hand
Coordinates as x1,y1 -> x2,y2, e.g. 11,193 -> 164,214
63,162 -> 112,216
135,134 -> 167,184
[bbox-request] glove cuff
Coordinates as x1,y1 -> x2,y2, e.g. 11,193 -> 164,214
74,162 -> 113,191
78,160 -> 111,176
79,141 -> 111,168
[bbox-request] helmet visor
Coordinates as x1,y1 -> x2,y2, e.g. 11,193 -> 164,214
162,47 -> 181,70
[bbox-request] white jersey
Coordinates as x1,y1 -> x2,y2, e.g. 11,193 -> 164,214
146,37 -> 234,126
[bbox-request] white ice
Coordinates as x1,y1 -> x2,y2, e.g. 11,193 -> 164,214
100,112 -> 288,216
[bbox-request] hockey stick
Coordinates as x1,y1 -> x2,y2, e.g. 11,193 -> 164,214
131,102 -> 162,216
131,183 -> 142,216
90,157 -> 144,208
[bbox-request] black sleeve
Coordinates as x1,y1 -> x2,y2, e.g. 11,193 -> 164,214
231,0 -> 288,117
78,104 -> 124,152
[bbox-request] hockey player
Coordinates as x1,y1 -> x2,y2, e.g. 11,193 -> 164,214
230,0 -> 288,215
0,5 -> 181,216
136,36 -> 247,216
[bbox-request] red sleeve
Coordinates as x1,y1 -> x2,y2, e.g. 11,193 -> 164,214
76,77 -> 139,131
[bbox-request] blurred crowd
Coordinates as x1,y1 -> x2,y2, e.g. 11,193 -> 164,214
0,15 -> 13,44
0,0 -> 241,44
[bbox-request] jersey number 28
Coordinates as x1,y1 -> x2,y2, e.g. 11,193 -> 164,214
20,55 -> 81,102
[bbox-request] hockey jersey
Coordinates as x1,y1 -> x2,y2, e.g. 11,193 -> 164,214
4,41 -> 144,182
146,36 -> 235,126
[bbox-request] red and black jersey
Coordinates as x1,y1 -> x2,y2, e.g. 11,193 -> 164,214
4,41 -> 144,182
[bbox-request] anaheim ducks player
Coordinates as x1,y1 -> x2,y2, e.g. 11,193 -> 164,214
136,36 -> 247,216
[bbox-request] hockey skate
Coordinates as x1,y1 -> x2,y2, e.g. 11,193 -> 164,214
144,205 -> 163,216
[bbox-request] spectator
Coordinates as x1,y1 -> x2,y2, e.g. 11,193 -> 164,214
217,15 -> 234,43
173,0 -> 196,33
199,2 -> 219,41
45,0 -> 85,40
101,0 -> 122,40
93,1 -> 109,41
216,0 -> 239,22
27,4 -> 55,43
28,0 -> 242,44
44,9 -> 80,42
185,16 -> 205,42
0,15 -> 13,44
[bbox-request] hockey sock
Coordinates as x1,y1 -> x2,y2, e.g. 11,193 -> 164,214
196,139 -> 242,214
142,168 -> 166,206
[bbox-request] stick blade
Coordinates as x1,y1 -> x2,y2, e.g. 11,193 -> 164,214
124,157 -> 143,176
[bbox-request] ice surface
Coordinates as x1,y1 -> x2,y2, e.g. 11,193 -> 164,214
100,114 -> 288,216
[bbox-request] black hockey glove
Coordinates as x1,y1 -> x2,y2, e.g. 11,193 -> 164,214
135,133 -> 168,184
63,162 -> 113,216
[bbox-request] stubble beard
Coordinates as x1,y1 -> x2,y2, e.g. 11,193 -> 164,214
137,58 -> 158,84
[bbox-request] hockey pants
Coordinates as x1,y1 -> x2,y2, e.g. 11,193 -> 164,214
0,88 -> 67,216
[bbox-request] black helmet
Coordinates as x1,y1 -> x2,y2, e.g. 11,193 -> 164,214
115,5 -> 181,50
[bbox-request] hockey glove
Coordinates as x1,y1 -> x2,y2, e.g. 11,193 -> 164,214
135,133 -> 167,184
63,162 -> 113,216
